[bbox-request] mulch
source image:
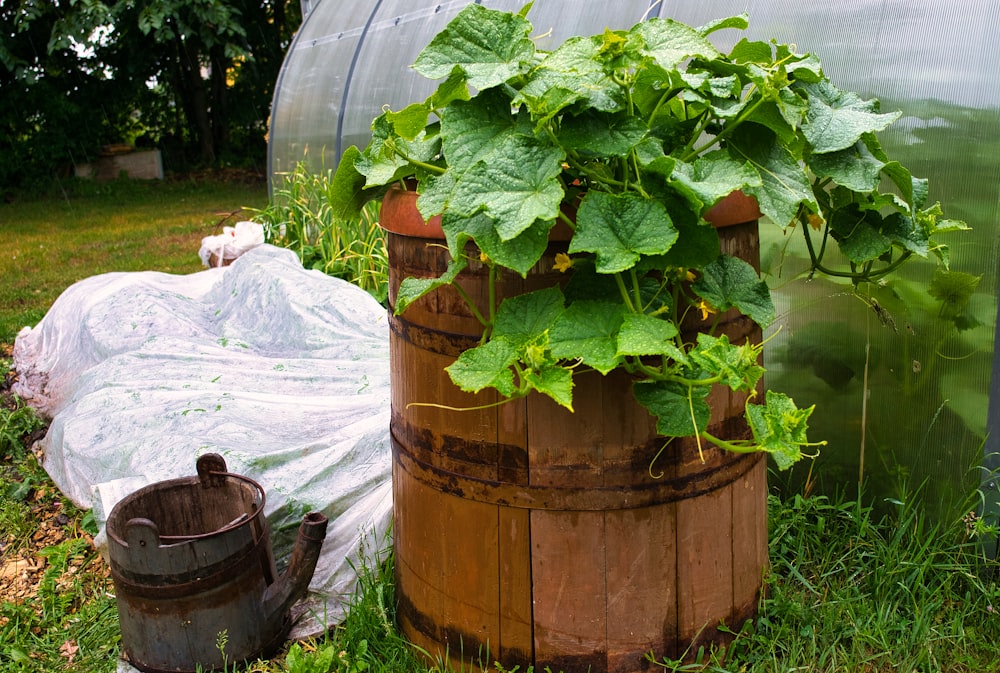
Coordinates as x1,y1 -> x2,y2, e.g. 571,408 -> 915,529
1,349 -> 111,616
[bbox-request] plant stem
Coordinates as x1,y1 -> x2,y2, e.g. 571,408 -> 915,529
614,273 -> 637,313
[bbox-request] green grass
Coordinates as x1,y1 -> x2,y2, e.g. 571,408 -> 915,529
0,174 -> 268,346
2,176 -> 1000,672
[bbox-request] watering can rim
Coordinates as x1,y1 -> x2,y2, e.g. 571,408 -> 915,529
106,467 -> 267,547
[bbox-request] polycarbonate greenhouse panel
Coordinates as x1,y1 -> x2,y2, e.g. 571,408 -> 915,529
269,0 -> 999,516
269,0 -> 674,176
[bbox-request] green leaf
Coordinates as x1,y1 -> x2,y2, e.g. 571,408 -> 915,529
698,14 -> 749,37
569,192 -> 679,274
693,255 -> 775,327
729,125 -> 817,229
633,380 -> 711,437
448,134 -> 565,240
809,138 -> 884,192
669,150 -> 761,213
928,268 -> 980,314
492,286 -> 566,348
440,90 -> 531,173
327,145 -> 372,219
660,217 -> 722,270
394,255 -> 468,315
559,111 -> 648,157
549,300 -> 625,374
441,211 -> 551,277
745,390 -> 816,470
446,337 -> 520,397
616,313 -> 683,360
828,206 -> 891,263
687,333 -> 763,391
412,4 -> 534,90
631,18 -> 721,70
519,35 -> 624,115
358,113 -> 441,187
880,161 -> 928,211
386,102 -> 432,140
729,38 -> 772,64
428,67 -> 472,109
523,364 -> 575,410
800,81 -> 901,154
881,212 -> 928,257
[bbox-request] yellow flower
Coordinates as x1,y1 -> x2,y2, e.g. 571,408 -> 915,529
696,299 -> 716,321
480,250 -> 491,264
553,252 -> 574,273
807,212 -> 824,231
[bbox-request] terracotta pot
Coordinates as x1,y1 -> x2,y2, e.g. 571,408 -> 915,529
382,186 -> 767,673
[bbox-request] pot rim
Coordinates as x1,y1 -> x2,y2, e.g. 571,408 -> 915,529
378,184 -> 761,238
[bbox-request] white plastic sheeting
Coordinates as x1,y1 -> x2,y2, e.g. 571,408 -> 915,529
12,245 -> 393,637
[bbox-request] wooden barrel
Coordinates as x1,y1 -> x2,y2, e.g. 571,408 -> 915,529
385,189 -> 768,673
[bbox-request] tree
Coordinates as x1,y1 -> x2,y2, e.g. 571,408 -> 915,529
0,0 -> 302,190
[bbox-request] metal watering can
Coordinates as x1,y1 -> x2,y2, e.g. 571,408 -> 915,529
106,453 -> 329,673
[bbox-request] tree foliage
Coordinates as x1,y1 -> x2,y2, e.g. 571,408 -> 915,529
0,0 -> 301,191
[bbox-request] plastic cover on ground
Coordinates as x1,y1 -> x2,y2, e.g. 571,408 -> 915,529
12,245 -> 393,638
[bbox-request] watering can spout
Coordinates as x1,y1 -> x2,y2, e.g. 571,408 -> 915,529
264,511 -> 329,619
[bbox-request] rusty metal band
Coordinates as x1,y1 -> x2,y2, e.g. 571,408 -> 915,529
389,312 -> 479,358
392,434 -> 761,512
110,533 -> 269,601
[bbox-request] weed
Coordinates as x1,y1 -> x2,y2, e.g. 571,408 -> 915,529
0,395 -> 43,461
250,162 -> 388,305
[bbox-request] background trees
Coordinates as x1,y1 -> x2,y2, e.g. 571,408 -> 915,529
0,0 -> 302,191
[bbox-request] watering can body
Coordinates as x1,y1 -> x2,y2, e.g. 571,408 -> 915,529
106,454 -> 328,673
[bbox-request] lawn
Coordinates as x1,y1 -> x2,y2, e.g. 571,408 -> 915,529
2,175 -> 1000,673
0,172 -> 268,346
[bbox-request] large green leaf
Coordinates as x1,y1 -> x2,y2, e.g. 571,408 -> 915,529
446,337 -> 519,397
693,255 -> 775,327
448,135 -> 565,240
549,300 -> 625,374
440,90 -> 531,173
809,138 -> 884,192
616,313 -> 683,360
881,160 -> 928,211
569,192 -> 679,273
631,18 -> 721,70
800,81 -> 901,154
828,206 -> 891,263
632,379 -> 711,437
327,145 -> 371,220
492,286 -> 566,348
669,150 -> 761,213
394,254 -> 468,315
440,210 -> 551,277
697,14 -> 749,38
729,125 -> 817,229
559,110 -> 648,157
519,35 -> 624,115
412,4 -> 534,90
880,212 -> 928,257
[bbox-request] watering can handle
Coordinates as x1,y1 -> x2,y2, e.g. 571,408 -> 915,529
124,517 -> 161,549
196,453 -> 228,481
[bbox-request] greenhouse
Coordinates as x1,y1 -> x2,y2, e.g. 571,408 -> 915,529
270,0 -> 1000,517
